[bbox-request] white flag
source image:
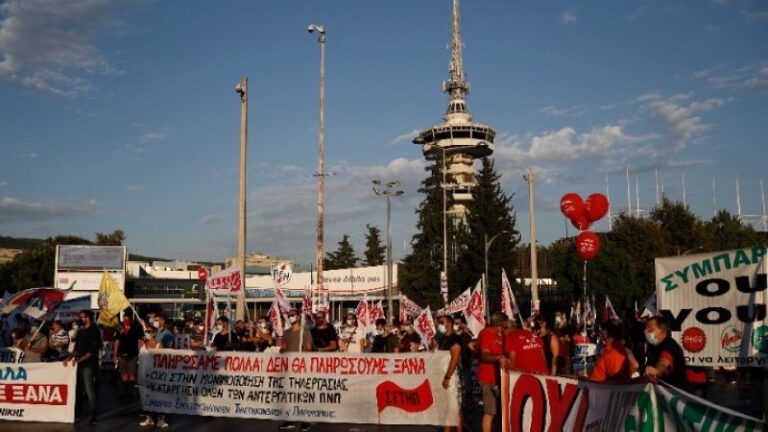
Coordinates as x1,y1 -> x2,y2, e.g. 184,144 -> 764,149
640,292 -> 657,318
501,269 -> 521,320
441,288 -> 472,315
605,296 -> 620,321
414,307 -> 436,350
463,280 -> 485,337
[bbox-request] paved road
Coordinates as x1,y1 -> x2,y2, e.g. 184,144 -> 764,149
4,369 -> 765,431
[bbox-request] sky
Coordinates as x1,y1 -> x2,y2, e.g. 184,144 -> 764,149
0,0 -> 766,266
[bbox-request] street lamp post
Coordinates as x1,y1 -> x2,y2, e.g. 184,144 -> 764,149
234,76 -> 248,321
484,231 -> 506,321
373,180 -> 404,325
308,24 -> 326,310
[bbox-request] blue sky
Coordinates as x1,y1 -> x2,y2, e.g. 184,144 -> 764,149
0,0 -> 766,266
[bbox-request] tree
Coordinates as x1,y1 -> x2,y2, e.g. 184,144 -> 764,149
461,157 -> 521,311
400,162 -> 449,307
95,230 -> 126,246
705,210 -> 764,251
362,225 -> 386,266
324,234 -> 359,270
650,198 -> 706,255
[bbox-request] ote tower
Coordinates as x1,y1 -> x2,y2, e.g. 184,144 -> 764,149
413,0 -> 496,221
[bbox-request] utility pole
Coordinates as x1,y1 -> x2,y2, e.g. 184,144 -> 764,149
373,180 -> 403,324
524,168 -> 539,312
308,24 -> 327,310
235,76 -> 247,321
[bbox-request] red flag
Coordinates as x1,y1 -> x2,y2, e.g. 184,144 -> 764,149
370,300 -> 385,323
268,301 -> 284,337
413,307 -> 436,350
355,296 -> 371,329
376,379 -> 434,414
302,290 -> 314,325
463,280 -> 485,337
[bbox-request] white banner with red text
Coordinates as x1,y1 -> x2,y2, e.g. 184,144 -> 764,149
137,349 -> 459,426
655,247 -> 768,367
0,362 -> 76,423
501,371 -> 765,432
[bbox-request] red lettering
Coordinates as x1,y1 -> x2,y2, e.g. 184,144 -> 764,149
545,380 -> 580,432
508,374 -> 546,432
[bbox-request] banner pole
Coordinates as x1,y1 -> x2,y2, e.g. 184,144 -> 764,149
582,259 -> 588,377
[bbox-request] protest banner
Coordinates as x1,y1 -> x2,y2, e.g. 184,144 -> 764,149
0,362 -> 76,423
137,349 -> 459,426
501,370 -> 766,432
47,296 -> 90,324
655,246 -> 768,367
205,265 -> 242,296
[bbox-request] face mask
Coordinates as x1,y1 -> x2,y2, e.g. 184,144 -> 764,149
346,319 -> 354,326
152,321 -> 160,329
453,324 -> 461,332
555,316 -> 562,324
437,324 -> 447,334
30,326 -> 38,334
288,316 -> 298,324
144,332 -> 153,339
259,323 -> 268,330
405,325 -> 413,333
645,332 -> 659,346
71,323 -> 79,330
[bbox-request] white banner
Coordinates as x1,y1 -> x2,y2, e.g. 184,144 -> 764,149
48,296 -> 91,324
206,265 -> 242,296
655,247 -> 768,367
501,371 -> 766,432
137,349 -> 459,426
0,362 -> 76,423
56,245 -> 125,270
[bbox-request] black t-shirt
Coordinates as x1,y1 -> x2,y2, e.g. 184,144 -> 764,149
456,332 -> 473,369
438,332 -> 462,352
74,324 -> 102,368
116,323 -> 142,357
311,325 -> 338,350
646,335 -> 689,390
212,331 -> 239,351
371,333 -> 399,353
238,329 -> 256,351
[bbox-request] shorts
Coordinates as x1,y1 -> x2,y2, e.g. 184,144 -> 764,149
118,356 -> 138,375
481,383 -> 498,415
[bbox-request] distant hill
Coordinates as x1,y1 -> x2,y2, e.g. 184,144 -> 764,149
0,236 -> 45,249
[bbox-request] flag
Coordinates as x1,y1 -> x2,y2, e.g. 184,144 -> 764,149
355,295 -> 371,330
203,292 -> 219,345
441,287 -> 472,315
205,265 -> 242,295
463,280 -> 485,337
302,290 -> 314,325
97,271 -> 130,330
274,285 -> 293,315
501,269 -> 522,320
400,295 -> 423,322
413,307 -> 436,350
640,292 -> 657,318
370,300 -> 385,323
268,301 -> 284,337
583,299 -> 592,325
604,296 -> 619,322
575,300 -> 582,325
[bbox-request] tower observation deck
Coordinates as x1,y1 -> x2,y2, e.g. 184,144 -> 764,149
413,0 -> 496,220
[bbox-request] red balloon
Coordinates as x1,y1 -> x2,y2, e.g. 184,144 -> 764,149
560,193 -> 584,220
584,193 -> 609,222
576,231 -> 601,261
571,215 -> 592,231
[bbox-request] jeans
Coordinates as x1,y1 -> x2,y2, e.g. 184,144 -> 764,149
77,366 -> 98,420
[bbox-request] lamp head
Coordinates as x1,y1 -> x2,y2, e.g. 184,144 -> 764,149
307,24 -> 325,34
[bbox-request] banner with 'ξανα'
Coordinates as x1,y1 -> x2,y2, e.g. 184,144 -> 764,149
655,247 -> 768,367
137,349 -> 459,426
0,362 -> 76,423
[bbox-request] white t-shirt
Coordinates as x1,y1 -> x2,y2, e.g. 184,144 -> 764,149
341,326 -> 366,353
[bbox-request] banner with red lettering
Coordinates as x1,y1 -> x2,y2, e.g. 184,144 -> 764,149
655,247 -> 768,367
137,349 -> 459,426
205,265 -> 242,295
0,362 -> 76,423
501,371 -> 765,431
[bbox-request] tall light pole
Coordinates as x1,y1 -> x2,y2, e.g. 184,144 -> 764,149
308,24 -> 327,310
234,76 -> 247,321
373,180 -> 404,324
484,231 -> 506,321
523,168 -> 539,313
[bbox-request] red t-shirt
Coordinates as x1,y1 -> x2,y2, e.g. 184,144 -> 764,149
504,329 -> 548,374
477,327 -> 503,384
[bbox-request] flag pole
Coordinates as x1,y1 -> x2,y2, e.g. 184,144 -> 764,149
582,260 -> 588,376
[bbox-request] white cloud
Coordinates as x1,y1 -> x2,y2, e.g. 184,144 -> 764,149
21,152 -> 38,159
125,184 -> 147,192
558,9 -> 578,25
0,196 -> 94,222
743,65 -> 768,92
141,131 -> 166,143
0,181 -> 7,187
644,94 -> 726,154
0,0 -> 121,96
538,105 -> 588,117
388,129 -> 419,147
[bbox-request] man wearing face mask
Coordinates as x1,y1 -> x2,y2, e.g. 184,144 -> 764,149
644,317 -> 689,390
339,313 -> 366,353
113,315 -> 142,398
397,319 -> 421,353
211,316 -> 239,351
371,319 -> 398,353
64,310 -> 102,424
310,311 -> 338,352
281,311 -> 313,353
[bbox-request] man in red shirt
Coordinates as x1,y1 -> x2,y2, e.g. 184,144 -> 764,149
504,318 -> 548,375
477,312 -> 507,432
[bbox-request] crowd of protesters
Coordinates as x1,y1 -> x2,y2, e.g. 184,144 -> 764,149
0,303 -> 725,431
